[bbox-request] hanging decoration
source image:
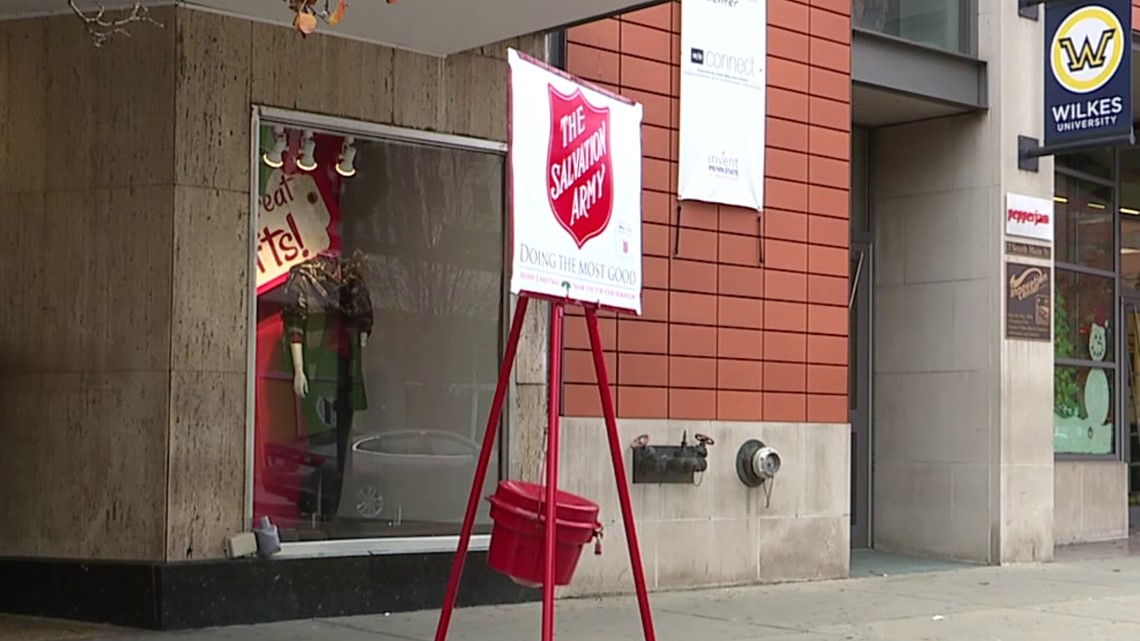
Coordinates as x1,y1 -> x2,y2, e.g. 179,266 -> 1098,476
285,0 -> 401,35
68,0 -> 164,48
285,0 -> 341,35
286,0 -> 398,36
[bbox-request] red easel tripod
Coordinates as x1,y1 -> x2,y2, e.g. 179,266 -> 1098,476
432,293 -> 657,641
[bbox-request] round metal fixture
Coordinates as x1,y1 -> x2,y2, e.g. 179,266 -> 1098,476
736,439 -> 781,487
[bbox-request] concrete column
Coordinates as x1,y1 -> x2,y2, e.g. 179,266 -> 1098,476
872,2 -> 1053,564
991,2 -> 1055,564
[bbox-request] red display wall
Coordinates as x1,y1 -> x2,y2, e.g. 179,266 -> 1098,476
252,131 -> 350,530
562,0 -> 852,423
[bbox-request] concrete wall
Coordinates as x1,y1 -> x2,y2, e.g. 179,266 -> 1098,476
559,419 -> 848,595
1054,462 -> 1128,545
872,114 -> 1000,562
0,7 -> 545,562
992,0 -> 1057,565
871,2 -> 1054,564
556,1 -> 853,589
0,10 -> 177,561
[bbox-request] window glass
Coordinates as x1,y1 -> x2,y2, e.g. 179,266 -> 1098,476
1054,270 -> 1114,363
1055,365 -> 1115,455
1122,216 -> 1140,291
1054,173 -> 1114,271
1054,152 -> 1119,458
852,0 -> 968,53
850,127 -> 870,236
1057,148 -> 1114,181
1119,149 -> 1140,291
252,123 -> 504,541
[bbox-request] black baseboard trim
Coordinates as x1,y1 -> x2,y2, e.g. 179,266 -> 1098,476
0,552 -> 538,630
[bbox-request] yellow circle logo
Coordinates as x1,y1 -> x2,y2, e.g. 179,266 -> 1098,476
1051,5 -> 1124,94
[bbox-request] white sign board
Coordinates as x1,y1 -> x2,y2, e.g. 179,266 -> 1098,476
1006,193 -> 1054,243
507,49 -> 645,314
677,0 -> 766,210
255,171 -> 335,294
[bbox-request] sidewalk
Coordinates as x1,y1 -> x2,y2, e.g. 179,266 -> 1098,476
14,545 -> 1140,641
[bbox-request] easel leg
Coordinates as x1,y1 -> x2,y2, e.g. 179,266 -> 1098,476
584,306 -> 657,641
541,301 -> 566,641
434,296 -> 530,641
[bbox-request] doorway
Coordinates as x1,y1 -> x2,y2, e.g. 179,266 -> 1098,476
1121,298 -> 1140,527
849,126 -> 872,550
1117,148 -> 1140,530
850,241 -> 872,549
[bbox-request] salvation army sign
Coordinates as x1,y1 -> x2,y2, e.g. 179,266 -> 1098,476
547,85 -> 615,248
508,49 -> 644,314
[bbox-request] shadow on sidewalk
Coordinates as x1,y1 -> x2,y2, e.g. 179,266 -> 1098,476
849,548 -> 976,578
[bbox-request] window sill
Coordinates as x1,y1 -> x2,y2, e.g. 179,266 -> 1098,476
273,534 -> 492,559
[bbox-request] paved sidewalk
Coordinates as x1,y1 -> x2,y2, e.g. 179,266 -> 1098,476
16,550 -> 1140,641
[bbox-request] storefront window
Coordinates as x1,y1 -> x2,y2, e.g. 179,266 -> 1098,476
1054,273 -> 1115,455
1055,153 -> 1117,456
1054,366 -> 1116,455
1119,150 -> 1140,292
1054,173 -> 1114,271
251,121 -> 506,541
1122,217 -> 1140,292
1054,271 -> 1114,363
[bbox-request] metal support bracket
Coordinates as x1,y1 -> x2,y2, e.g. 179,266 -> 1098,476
1018,0 -> 1039,21
1018,0 -> 1081,21
1018,132 -> 1135,172
1018,135 -> 1042,172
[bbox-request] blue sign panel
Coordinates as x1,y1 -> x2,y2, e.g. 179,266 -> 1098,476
1044,0 -> 1132,146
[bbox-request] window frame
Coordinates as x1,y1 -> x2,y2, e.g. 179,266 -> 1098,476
959,0 -> 977,57
244,105 -> 512,557
1054,153 -> 1125,461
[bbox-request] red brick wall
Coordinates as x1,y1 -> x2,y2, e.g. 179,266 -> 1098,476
561,0 -> 851,424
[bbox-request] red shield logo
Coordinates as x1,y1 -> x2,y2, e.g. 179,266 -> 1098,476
546,85 -> 614,249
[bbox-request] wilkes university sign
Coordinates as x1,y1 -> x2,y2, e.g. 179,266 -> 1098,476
1044,0 -> 1132,146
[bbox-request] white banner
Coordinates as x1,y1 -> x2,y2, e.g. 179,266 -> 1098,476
1005,192 -> 1054,243
507,49 -> 645,314
255,171 -> 334,294
678,0 -> 766,210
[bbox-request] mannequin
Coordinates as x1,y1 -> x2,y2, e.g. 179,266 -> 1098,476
282,250 -> 374,518
292,335 -> 367,397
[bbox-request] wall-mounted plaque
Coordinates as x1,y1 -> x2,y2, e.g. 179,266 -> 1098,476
1005,241 -> 1052,260
1006,262 -> 1052,341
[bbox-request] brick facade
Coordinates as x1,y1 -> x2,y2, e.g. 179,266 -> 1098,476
561,0 -> 852,423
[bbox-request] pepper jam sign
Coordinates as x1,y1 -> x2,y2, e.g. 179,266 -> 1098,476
1044,0 -> 1132,146
1005,192 -> 1054,243
508,49 -> 644,314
